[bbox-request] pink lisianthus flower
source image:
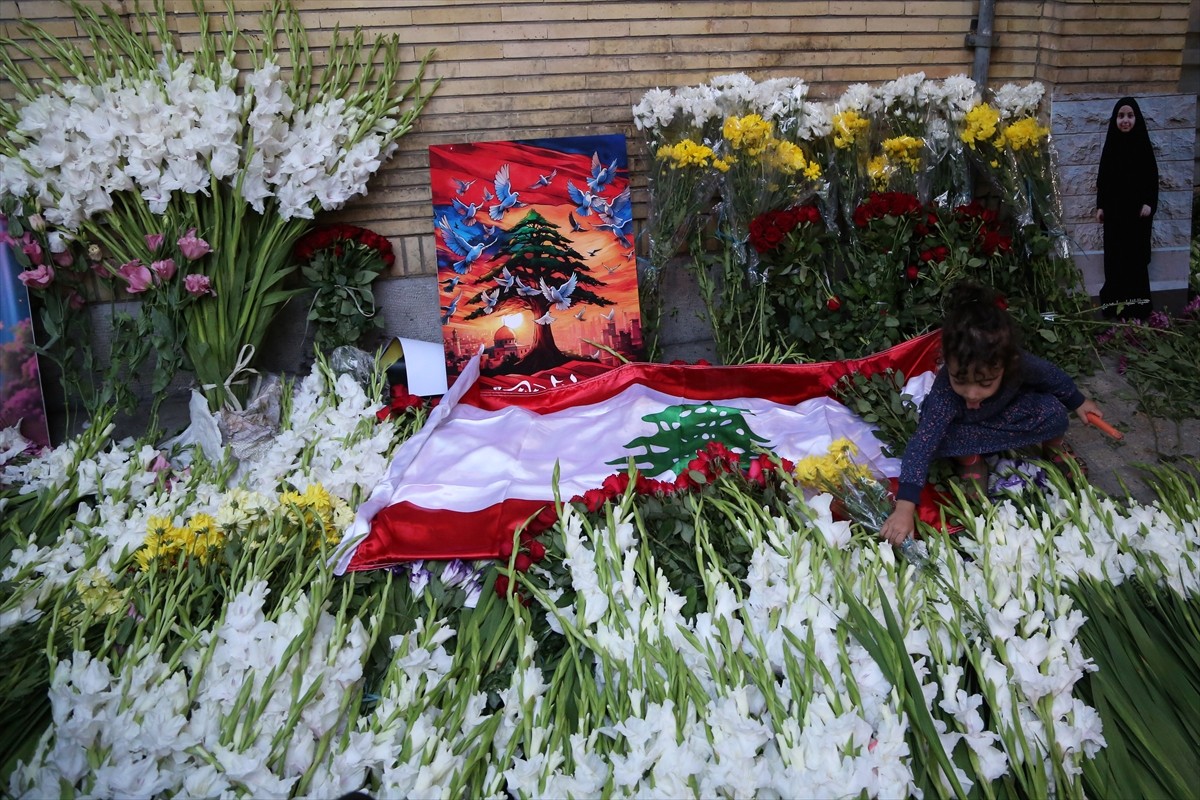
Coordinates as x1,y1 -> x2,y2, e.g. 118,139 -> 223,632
118,260 -> 153,294
145,233 -> 165,252
150,258 -> 177,282
17,263 -> 54,289
52,249 -> 74,267
20,235 -> 44,266
177,228 -> 212,261
184,273 -> 215,296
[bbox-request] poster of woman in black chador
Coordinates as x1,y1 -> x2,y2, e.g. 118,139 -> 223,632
1094,97 -> 1159,320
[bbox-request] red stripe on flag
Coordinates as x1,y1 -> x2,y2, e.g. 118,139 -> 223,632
464,330 -> 942,413
345,498 -> 549,569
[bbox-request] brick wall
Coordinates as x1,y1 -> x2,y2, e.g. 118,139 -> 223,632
2,0 -> 1192,278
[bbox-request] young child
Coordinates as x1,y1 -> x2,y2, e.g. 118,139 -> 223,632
879,281 -> 1104,545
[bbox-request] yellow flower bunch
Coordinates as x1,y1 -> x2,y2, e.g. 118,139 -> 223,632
882,135 -> 924,171
280,484 -> 353,552
135,513 -> 226,571
793,438 -> 874,490
76,569 -> 126,617
722,113 -> 773,157
656,139 -> 719,169
961,103 -> 1001,150
867,154 -> 890,190
1001,116 -> 1049,152
831,109 -> 870,149
765,139 -> 823,180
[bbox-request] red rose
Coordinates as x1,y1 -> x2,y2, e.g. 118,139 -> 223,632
579,487 -> 609,512
533,503 -> 559,529
514,553 -> 532,572
527,540 -> 546,561
602,473 -> 630,497
673,470 -> 697,492
995,295 -> 1009,310
499,538 -> 515,559
905,265 -> 919,281
826,296 -> 841,312
494,574 -> 511,597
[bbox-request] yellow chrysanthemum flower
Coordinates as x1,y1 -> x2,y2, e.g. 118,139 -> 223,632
185,513 -> 225,561
882,135 -> 924,171
831,110 -> 870,149
136,515 -> 184,571
793,439 -> 872,490
961,103 -> 1001,150
723,114 -> 773,157
657,139 -> 718,169
765,139 -> 809,174
867,154 -> 890,190
1001,117 -> 1049,151
77,569 -> 126,617
803,161 -> 823,182
713,157 -> 733,172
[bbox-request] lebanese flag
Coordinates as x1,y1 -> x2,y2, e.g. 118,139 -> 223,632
335,331 -> 943,574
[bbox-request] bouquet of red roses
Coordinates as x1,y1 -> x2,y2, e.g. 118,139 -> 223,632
294,224 -> 395,351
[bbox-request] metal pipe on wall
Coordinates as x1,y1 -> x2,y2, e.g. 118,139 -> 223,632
967,0 -> 997,88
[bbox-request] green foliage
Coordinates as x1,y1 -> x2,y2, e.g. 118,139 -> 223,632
1073,574 -> 1200,800
301,240 -> 387,352
831,369 -> 919,459
1096,305 -> 1200,420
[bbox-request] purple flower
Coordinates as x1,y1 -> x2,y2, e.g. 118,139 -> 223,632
406,560 -> 431,595
17,263 -> 54,289
150,258 -> 177,282
184,273 -> 215,296
1183,295 -> 1200,317
440,558 -> 477,589
1095,326 -> 1116,346
117,260 -> 153,294
177,228 -> 212,261
1148,310 -> 1171,330
145,233 -> 165,252
1117,354 -> 1128,375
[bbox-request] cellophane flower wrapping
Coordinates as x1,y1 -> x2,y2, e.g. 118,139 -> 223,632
827,84 -> 874,230
711,74 -> 825,282
994,82 -> 1072,259
865,72 -> 931,197
920,74 -> 977,208
792,438 -> 894,531
632,85 -> 724,357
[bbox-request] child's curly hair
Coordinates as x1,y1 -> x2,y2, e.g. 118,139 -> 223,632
941,280 -> 1021,381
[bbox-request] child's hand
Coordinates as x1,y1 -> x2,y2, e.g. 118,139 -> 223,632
879,500 -> 916,546
1075,398 -> 1103,425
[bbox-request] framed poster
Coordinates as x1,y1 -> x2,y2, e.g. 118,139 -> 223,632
0,219 -> 50,449
430,134 -> 642,391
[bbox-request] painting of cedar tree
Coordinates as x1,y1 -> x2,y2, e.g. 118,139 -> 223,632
429,134 -> 642,390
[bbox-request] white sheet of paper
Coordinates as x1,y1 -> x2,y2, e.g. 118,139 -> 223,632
396,337 -> 449,396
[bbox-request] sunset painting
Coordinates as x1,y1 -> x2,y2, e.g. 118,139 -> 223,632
429,134 -> 642,391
